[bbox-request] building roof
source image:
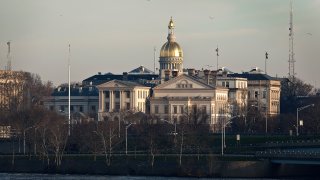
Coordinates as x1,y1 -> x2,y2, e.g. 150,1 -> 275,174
228,73 -> 279,81
82,73 -> 158,86
128,66 -> 154,74
111,80 -> 145,87
51,85 -> 98,96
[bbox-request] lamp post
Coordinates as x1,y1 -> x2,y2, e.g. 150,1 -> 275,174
296,104 -> 314,136
221,115 -> 239,156
125,123 -> 134,155
160,119 -> 177,144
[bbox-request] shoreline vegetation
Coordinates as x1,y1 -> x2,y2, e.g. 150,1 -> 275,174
0,154 -> 319,178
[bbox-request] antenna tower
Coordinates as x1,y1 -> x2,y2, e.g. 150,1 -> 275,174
288,1 -> 296,79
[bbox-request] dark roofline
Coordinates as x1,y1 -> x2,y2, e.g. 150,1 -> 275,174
228,73 -> 279,81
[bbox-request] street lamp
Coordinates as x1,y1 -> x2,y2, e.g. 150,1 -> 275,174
296,104 -> 314,136
221,115 -> 239,156
160,119 -> 178,145
125,123 -> 134,155
160,119 -> 177,136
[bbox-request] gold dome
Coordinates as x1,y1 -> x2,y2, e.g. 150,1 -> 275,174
160,17 -> 183,58
159,41 -> 183,57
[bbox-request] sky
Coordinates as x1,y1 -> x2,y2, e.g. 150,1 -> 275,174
0,0 -> 319,87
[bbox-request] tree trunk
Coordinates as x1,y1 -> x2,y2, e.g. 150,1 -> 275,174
179,131 -> 184,166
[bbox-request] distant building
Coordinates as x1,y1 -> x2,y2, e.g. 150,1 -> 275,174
229,67 -> 281,116
0,70 -> 30,138
0,70 -> 30,112
43,84 -> 99,122
150,74 -> 229,131
216,76 -> 248,116
97,80 -> 150,121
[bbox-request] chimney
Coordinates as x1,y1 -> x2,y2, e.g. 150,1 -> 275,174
164,70 -> 171,81
204,69 -> 210,84
123,72 -> 128,81
211,70 -> 218,86
172,70 -> 178,78
188,68 -> 195,76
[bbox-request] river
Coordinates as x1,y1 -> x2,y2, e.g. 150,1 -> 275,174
0,173 -> 278,180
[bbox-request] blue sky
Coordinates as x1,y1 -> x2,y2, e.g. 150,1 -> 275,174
0,0 -> 319,87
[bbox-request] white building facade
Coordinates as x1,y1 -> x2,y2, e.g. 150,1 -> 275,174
97,80 -> 150,121
150,74 -> 229,131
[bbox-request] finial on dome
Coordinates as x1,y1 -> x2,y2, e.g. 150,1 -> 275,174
168,16 -> 174,30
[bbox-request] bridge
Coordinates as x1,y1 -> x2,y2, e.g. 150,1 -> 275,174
255,139 -> 320,165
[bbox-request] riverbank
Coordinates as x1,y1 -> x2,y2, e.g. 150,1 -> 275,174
0,154 -> 319,178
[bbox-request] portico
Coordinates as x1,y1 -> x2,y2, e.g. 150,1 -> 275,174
97,80 -> 150,121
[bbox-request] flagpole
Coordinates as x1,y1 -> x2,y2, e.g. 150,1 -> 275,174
68,44 -> 71,136
265,51 -> 268,74
216,45 -> 219,70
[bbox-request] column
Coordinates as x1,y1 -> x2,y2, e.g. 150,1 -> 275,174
101,91 -> 105,112
109,91 -> 113,112
99,91 -> 102,111
130,91 -> 133,110
119,90 -> 122,111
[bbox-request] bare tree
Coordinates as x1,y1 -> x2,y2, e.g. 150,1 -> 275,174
95,120 -> 120,166
47,113 -> 69,167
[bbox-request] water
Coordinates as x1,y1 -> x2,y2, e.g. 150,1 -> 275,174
0,173 -> 277,180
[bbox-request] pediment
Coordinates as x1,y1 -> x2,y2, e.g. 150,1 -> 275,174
97,80 -> 128,89
154,74 -> 214,90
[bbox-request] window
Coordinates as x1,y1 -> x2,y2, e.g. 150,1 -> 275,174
115,102 -> 120,111
79,106 -> 83,112
70,105 -> 74,112
91,105 -> 96,111
222,82 -> 225,87
164,105 -> 169,114
115,91 -> 120,98
226,82 -> 229,88
126,91 -> 130,98
50,106 -> 54,111
180,106 -> 184,114
106,103 -> 110,111
155,105 -> 159,114
173,105 -> 177,114
202,105 -> 207,113
254,91 -> 259,99
106,91 -> 110,98
126,103 -> 130,110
